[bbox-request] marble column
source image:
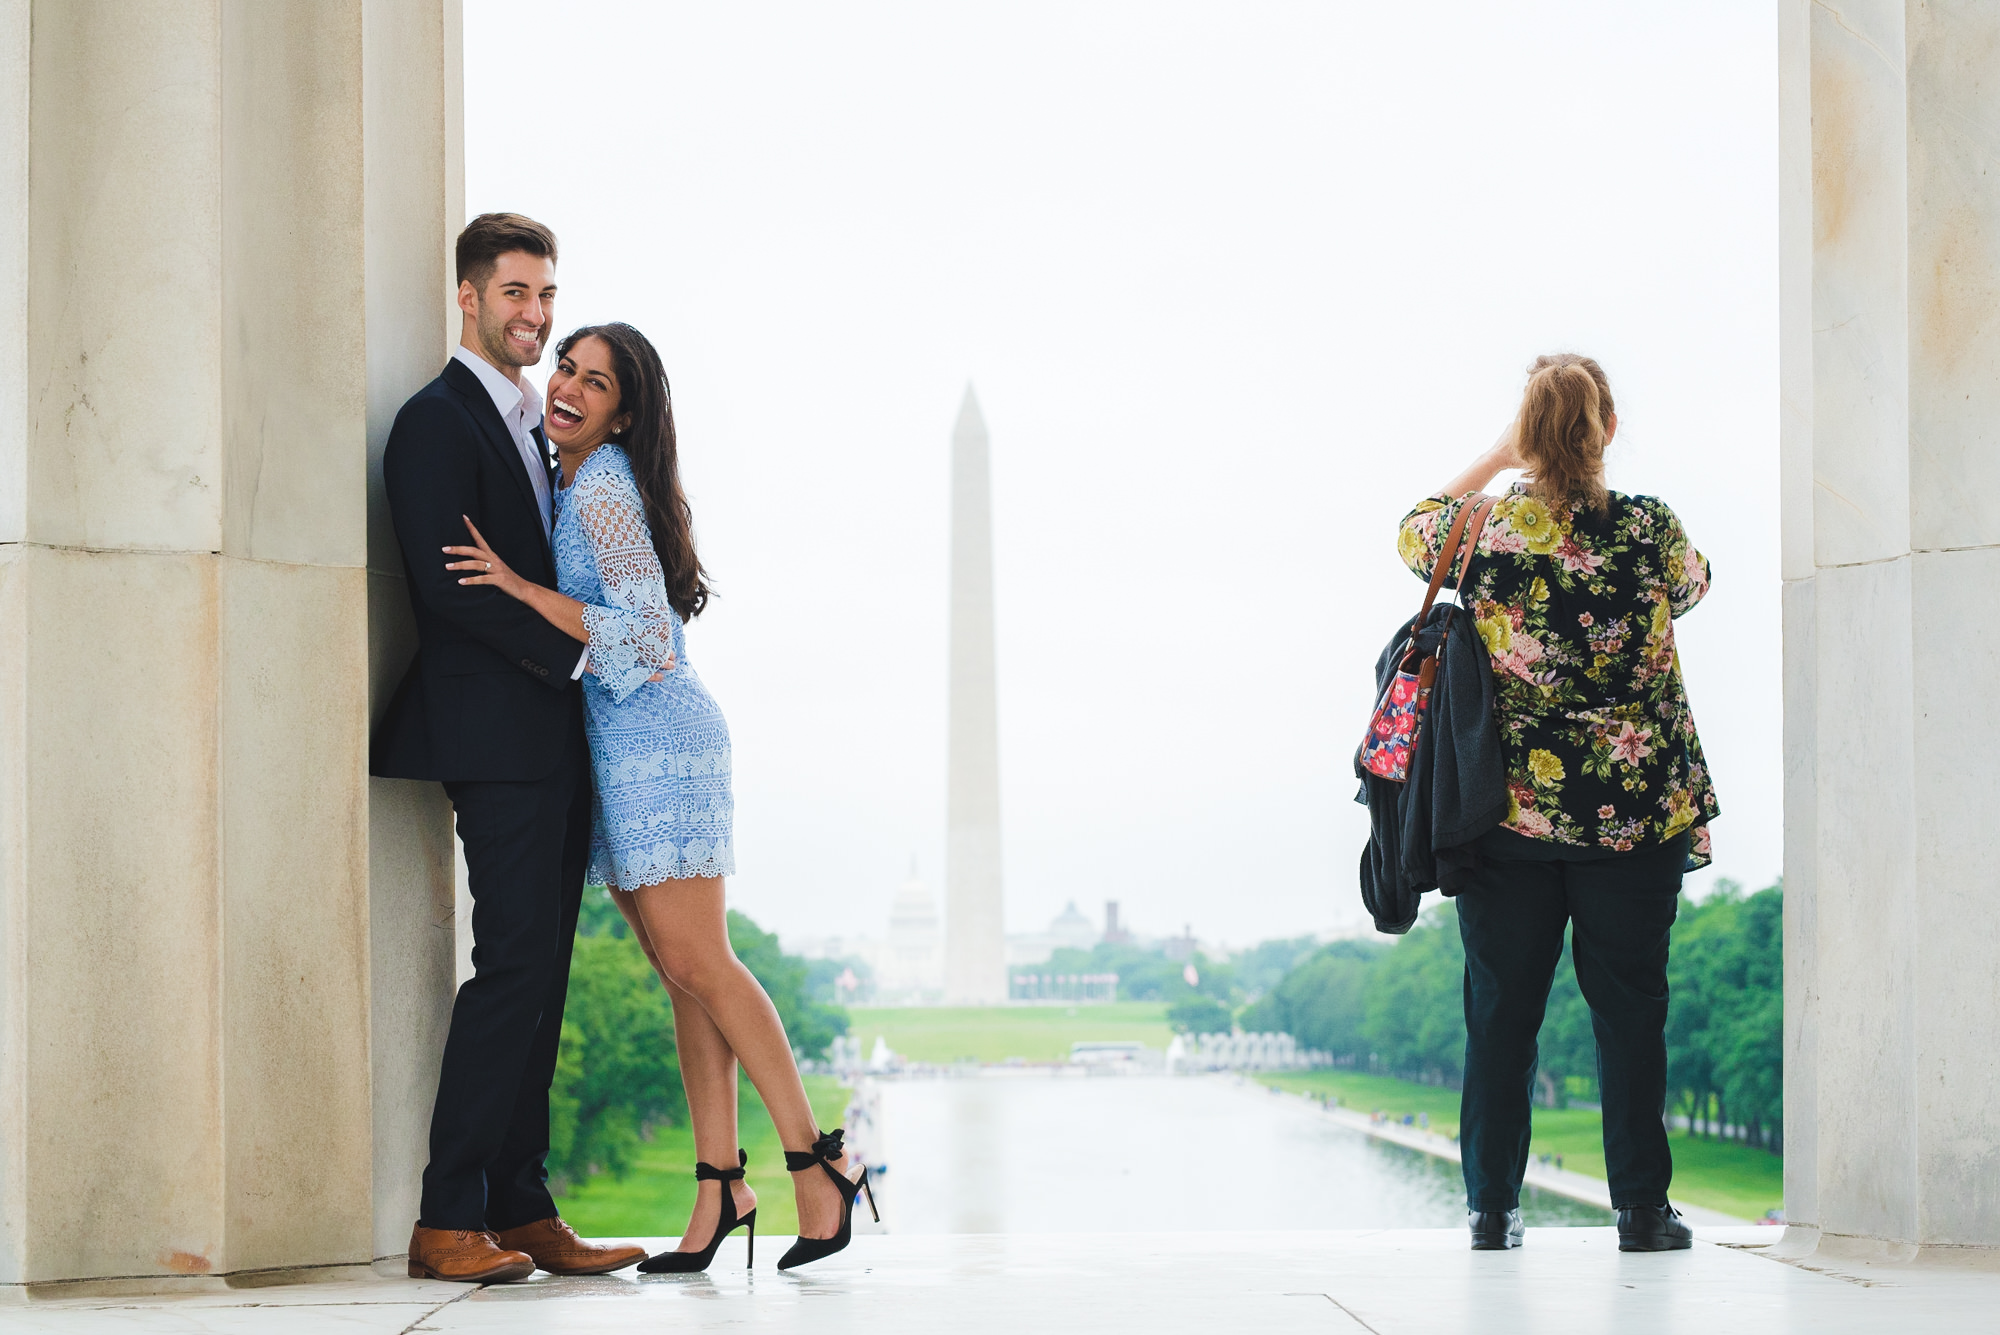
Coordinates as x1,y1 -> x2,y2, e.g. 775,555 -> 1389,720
0,0 -> 461,1287
1780,0 -> 2000,1257
944,387 -> 1006,1004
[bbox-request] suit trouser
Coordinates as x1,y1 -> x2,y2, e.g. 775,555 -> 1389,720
1455,827 -> 1687,1213
421,728 -> 592,1231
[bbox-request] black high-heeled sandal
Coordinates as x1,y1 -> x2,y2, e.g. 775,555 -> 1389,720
775,1128 -> 877,1271
637,1150 -> 756,1273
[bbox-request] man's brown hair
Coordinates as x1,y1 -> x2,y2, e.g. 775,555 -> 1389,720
455,212 -> 559,292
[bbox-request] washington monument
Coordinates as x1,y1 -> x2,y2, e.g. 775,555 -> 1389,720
944,386 -> 1006,1003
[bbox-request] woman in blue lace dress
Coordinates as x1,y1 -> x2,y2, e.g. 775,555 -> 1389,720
444,324 -> 871,1271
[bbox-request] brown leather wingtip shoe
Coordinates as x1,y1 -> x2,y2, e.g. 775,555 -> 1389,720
407,1225 -> 536,1283
493,1216 -> 646,1276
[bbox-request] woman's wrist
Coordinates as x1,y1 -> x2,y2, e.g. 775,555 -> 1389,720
1439,452 -> 1510,501
520,582 -> 590,643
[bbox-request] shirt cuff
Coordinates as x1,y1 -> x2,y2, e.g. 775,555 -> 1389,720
571,648 -> 589,680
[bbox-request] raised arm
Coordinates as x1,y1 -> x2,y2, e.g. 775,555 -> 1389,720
1435,420 -> 1524,501
1398,424 -> 1524,582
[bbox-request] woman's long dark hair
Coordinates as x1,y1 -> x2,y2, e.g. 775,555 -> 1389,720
556,323 -> 712,619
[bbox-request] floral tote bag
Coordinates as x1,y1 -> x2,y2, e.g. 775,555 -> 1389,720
1357,494 -> 1495,783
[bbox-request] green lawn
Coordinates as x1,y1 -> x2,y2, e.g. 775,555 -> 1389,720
845,1002 -> 1173,1064
1259,1069 -> 1782,1222
1261,1071 -> 1466,1137
554,1075 -> 851,1240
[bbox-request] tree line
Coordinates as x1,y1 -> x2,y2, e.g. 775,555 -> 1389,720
1239,882 -> 1783,1152
547,893 -> 849,1191
1035,934 -> 1324,1036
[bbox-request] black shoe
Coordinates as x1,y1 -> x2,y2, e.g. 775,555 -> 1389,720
1468,1208 -> 1524,1250
776,1129 -> 878,1270
638,1151 -> 756,1273
1617,1203 -> 1693,1252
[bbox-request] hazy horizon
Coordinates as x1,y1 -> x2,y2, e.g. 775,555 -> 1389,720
465,1 -> 1780,949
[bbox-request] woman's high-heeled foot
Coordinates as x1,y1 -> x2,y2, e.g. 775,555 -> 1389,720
775,1129 -> 877,1271
637,1150 -> 757,1273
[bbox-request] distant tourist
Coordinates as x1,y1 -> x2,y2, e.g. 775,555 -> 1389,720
443,320 -> 875,1272
1396,353 -> 1714,1254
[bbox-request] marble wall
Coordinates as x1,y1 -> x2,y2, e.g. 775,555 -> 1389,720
0,0 -> 462,1286
1780,0 -> 2000,1254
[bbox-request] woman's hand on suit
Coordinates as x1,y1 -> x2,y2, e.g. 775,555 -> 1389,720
450,516 -> 676,681
445,517 -> 530,600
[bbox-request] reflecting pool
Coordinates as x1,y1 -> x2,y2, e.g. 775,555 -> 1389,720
865,1074 -> 1611,1234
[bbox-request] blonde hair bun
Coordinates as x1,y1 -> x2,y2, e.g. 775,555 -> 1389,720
1517,353 -> 1614,514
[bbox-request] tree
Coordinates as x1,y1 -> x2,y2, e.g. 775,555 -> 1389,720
548,931 -> 685,1189
1042,941 -> 1238,1005
1239,940 -> 1382,1060
727,909 -> 849,1061
1232,935 -> 1322,1000
1535,946 -> 1598,1106
1668,882 -> 1783,1149
805,953 -> 874,1004
1234,878 -> 1782,1145
1166,994 -> 1234,1035
549,893 -> 850,1191
1359,905 -> 1467,1082
1664,886 -> 1727,1131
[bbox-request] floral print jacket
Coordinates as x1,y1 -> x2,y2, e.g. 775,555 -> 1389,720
1398,484 -> 1718,867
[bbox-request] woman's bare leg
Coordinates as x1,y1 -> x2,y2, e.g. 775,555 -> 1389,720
609,889 -> 756,1247
630,876 -> 854,1241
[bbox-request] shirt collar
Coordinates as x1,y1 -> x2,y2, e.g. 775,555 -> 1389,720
452,343 -> 541,427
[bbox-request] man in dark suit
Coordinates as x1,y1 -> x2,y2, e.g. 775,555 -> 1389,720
374,213 -> 643,1282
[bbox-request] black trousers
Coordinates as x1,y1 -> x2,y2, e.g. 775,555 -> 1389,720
421,727 -> 592,1231
1456,827 -> 1687,1213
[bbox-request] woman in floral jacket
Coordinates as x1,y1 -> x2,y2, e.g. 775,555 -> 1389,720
1397,353 -> 1715,1255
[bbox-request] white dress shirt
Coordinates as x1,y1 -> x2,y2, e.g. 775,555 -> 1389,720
452,343 -> 587,680
453,343 -> 552,535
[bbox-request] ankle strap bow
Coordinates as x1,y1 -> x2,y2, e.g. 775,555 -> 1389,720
783,1128 -> 845,1173
693,1148 -> 748,1182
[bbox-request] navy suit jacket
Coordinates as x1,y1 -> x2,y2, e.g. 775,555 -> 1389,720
371,357 -> 586,783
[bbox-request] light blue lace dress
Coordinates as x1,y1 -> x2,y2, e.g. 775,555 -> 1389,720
553,445 -> 735,887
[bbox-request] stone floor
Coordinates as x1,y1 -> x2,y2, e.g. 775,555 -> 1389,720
4,1228 -> 1996,1333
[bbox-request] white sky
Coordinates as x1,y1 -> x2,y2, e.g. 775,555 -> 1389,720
465,1 -> 1780,948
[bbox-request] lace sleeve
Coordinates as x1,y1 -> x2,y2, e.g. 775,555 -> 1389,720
574,458 -> 676,703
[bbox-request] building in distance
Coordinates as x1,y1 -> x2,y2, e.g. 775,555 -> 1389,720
784,864 -> 945,1004
1006,900 -> 1104,967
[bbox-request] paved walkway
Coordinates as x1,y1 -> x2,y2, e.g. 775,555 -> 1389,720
4,1229 -> 1994,1333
